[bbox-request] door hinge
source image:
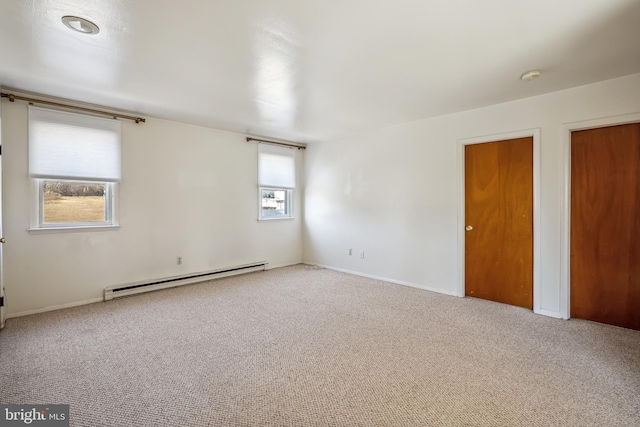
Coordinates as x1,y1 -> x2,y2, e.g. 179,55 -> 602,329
0,296 -> 3,307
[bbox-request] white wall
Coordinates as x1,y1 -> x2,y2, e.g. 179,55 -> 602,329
303,73 -> 640,318
1,101 -> 303,316
0,82 -> 4,328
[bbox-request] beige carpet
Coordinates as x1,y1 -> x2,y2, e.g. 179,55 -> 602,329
1,264 -> 639,426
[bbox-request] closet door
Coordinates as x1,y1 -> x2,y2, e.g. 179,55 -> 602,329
571,123 -> 640,330
465,137 -> 533,309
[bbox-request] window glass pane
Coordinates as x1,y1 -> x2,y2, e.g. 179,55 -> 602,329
43,181 -> 107,224
261,189 -> 289,218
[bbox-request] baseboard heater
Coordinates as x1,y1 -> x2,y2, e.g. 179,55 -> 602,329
104,261 -> 268,301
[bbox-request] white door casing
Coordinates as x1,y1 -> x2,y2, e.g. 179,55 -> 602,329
457,128 -> 542,315
561,112 -> 640,321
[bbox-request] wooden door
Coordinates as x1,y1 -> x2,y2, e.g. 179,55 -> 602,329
571,123 -> 640,330
465,137 -> 533,309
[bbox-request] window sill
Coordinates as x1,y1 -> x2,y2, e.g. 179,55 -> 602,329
258,217 -> 295,222
27,225 -> 121,234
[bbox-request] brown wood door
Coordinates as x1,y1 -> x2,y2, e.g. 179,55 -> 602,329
571,123 -> 640,330
465,137 -> 533,309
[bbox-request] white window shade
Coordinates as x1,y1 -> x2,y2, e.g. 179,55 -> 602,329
29,106 -> 122,182
258,143 -> 296,189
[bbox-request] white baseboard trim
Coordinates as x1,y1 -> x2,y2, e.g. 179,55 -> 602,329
535,308 -> 566,319
308,263 -> 458,297
265,261 -> 303,270
6,297 -> 104,319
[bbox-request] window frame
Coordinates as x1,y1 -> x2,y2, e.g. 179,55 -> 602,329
257,143 -> 297,222
27,106 -> 122,233
30,179 -> 119,232
258,187 -> 293,221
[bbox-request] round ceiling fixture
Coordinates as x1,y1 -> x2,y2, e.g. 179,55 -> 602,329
520,69 -> 541,81
61,16 -> 100,35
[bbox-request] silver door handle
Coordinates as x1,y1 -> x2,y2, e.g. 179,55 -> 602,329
0,237 -> 5,243
465,225 -> 473,231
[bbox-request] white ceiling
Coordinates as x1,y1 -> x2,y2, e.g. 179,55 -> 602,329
1,0 -> 639,143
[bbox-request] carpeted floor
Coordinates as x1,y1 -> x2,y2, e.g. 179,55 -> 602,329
1,264 -> 639,426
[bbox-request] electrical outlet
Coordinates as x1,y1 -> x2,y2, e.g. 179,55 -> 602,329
177,256 -> 182,265
348,248 -> 353,256
359,251 -> 365,259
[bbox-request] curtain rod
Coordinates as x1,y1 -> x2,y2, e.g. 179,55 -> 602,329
0,92 -> 146,123
246,137 -> 306,150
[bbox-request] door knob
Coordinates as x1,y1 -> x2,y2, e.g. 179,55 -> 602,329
0,237 -> 5,243
465,225 -> 473,231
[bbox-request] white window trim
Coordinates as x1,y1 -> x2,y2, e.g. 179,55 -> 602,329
28,179 -> 120,232
258,187 -> 294,221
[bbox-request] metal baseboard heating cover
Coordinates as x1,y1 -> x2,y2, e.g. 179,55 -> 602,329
104,261 -> 268,300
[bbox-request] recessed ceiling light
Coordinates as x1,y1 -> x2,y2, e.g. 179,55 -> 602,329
520,70 -> 541,81
61,16 -> 100,35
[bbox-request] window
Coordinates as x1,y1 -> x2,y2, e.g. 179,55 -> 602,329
257,143 -> 296,220
40,180 -> 112,226
260,188 -> 291,218
29,106 -> 121,229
